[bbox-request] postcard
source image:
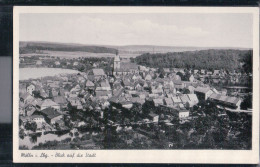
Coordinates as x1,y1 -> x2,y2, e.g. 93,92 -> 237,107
13,6 -> 259,163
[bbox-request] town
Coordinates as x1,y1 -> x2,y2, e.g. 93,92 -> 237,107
19,52 -> 252,150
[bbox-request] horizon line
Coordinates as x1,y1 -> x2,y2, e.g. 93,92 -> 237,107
19,40 -> 253,50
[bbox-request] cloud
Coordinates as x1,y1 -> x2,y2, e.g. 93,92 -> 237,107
20,13 -> 252,48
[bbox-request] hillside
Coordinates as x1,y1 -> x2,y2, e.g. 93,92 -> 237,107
116,45 -> 250,54
134,49 -> 252,73
19,41 -> 118,54
20,41 -> 250,56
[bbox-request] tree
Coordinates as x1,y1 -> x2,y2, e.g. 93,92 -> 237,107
24,122 -> 37,132
158,67 -> 165,78
19,129 -> 25,139
142,100 -> 155,116
32,90 -> 41,98
182,88 -> 190,94
240,95 -> 252,110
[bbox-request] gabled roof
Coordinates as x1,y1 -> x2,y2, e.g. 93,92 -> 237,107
172,96 -> 182,103
37,99 -> 59,107
86,80 -> 95,87
187,94 -> 199,102
101,80 -> 110,88
92,69 -> 105,76
53,96 -> 67,104
153,98 -> 164,104
20,93 -> 33,100
40,107 -> 61,119
164,98 -> 173,105
209,93 -> 240,104
180,95 -> 189,103
31,115 -> 44,119
194,87 -> 211,94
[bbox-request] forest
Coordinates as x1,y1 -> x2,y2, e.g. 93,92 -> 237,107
19,42 -> 117,54
134,49 -> 253,73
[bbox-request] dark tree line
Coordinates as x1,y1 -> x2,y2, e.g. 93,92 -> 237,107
134,49 -> 252,73
19,42 -> 118,54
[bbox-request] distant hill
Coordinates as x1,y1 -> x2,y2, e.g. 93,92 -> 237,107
134,49 -> 252,73
114,45 -> 251,54
19,41 -> 118,54
20,41 -> 251,56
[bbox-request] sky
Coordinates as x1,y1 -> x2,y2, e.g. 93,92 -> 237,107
20,13 -> 253,48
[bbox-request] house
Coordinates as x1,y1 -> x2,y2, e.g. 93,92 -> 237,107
31,115 -> 45,124
55,61 -> 60,66
164,98 -> 174,107
20,93 -> 35,104
37,107 -> 63,125
131,97 -> 145,105
36,60 -> 42,65
189,75 -> 195,82
122,78 -> 134,90
73,61 -> 79,66
147,113 -> 159,123
25,104 -> 37,116
153,98 -> 164,106
171,96 -> 182,104
68,98 -> 83,110
19,116 -> 31,126
214,70 -> 220,75
134,82 -> 143,91
19,102 -> 25,116
173,80 -> 184,90
89,69 -> 106,80
51,88 -> 59,97
36,99 -> 60,111
207,71 -> 213,75
53,96 -> 67,109
163,68 -> 171,74
26,84 -> 35,95
19,83 -> 27,94
95,81 -> 112,99
187,94 -> 199,107
144,74 -> 152,81
39,89 -> 48,98
100,80 -> 111,91
178,109 -> 190,119
200,69 -> 205,74
194,70 -> 199,74
209,93 -> 242,110
194,87 -> 214,100
187,85 -> 195,94
180,94 -> 199,107
85,80 -> 95,90
151,86 -> 163,94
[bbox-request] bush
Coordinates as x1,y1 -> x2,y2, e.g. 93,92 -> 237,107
62,137 -> 72,143
81,134 -> 91,141
74,131 -> 79,137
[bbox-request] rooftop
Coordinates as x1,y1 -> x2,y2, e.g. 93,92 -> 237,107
40,107 -> 61,119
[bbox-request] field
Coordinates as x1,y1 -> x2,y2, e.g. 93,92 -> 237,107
20,50 -> 141,59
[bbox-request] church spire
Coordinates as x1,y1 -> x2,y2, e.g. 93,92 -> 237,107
114,51 -> 120,70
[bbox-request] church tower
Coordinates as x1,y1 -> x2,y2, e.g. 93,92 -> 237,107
113,51 -> 120,70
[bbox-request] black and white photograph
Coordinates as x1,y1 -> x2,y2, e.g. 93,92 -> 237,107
13,7 -> 259,163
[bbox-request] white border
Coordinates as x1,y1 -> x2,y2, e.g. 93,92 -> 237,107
13,6 -> 259,164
